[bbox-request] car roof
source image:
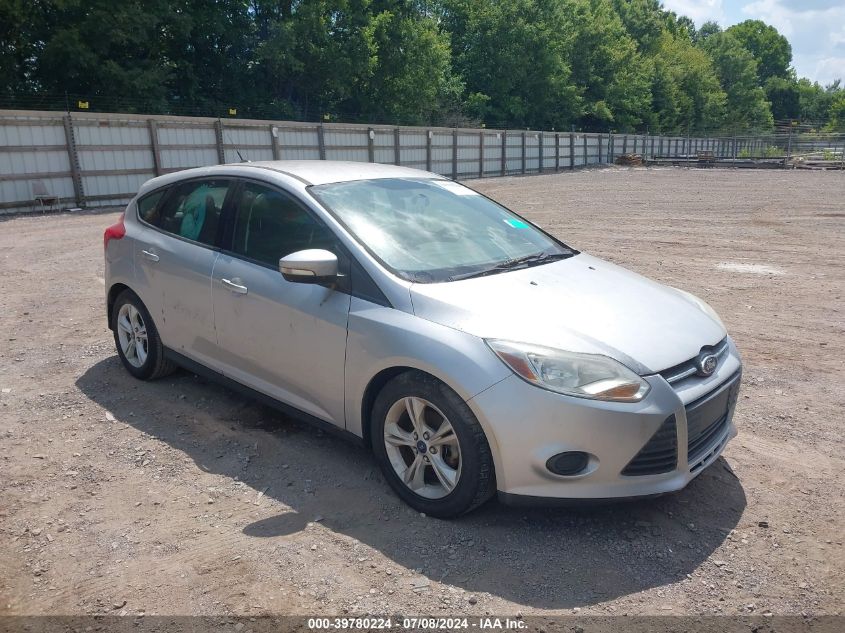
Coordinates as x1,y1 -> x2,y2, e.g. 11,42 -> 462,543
139,161 -> 446,194
248,160 -> 445,186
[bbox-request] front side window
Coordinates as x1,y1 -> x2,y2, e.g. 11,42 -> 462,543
230,182 -> 336,267
144,179 -> 231,246
310,178 -> 573,283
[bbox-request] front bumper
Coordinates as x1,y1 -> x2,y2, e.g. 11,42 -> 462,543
467,338 -> 742,499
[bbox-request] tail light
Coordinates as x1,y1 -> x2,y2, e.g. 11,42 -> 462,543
104,212 -> 126,250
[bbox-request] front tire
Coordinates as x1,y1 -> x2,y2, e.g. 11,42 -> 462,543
371,371 -> 496,518
112,289 -> 176,380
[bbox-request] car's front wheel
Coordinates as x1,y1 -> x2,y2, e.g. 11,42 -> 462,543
112,289 -> 176,380
371,371 -> 496,518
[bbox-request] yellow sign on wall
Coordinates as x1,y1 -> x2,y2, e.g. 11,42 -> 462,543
228,108 -> 237,116
77,101 -> 89,109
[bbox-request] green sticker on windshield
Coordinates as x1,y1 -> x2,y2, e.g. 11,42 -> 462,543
505,218 -> 529,228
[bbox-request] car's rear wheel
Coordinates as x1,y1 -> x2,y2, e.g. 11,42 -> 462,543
371,371 -> 496,518
112,290 -> 176,380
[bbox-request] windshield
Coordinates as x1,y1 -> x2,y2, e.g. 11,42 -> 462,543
309,178 -> 574,283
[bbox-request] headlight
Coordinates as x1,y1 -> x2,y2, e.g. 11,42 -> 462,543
673,288 -> 725,329
486,340 -> 650,402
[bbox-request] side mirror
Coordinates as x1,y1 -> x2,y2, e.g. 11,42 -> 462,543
279,249 -> 338,284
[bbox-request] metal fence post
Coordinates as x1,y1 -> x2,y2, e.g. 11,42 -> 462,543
367,127 -> 375,163
62,114 -> 84,206
148,120 -> 162,176
317,124 -> 326,160
268,124 -> 279,160
521,132 -> 526,174
555,133 -> 560,171
478,131 -> 484,178
501,131 -> 507,176
213,119 -> 225,164
426,130 -> 432,171
394,128 -> 401,165
569,133 -> 575,169
452,129 -> 458,179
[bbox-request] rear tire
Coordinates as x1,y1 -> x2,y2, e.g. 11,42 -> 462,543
371,371 -> 496,518
112,289 -> 176,380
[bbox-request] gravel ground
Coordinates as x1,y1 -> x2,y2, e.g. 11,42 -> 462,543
0,167 -> 843,618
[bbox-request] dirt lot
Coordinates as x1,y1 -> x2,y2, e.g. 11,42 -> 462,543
1,167 -> 843,619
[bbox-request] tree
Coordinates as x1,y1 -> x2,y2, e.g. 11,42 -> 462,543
650,33 -> 725,133
826,93 -> 845,132
443,0 -> 580,129
352,5 -> 463,125
764,75 -> 800,121
727,20 -> 792,83
565,0 -> 653,131
700,31 -> 773,131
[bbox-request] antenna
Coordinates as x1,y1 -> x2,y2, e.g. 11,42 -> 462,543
218,115 -> 250,163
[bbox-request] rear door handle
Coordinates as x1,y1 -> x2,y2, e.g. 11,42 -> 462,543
140,249 -> 159,262
221,277 -> 248,295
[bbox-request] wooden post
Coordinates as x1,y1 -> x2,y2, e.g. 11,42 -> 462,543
598,134 -> 603,163
569,133 -> 575,169
452,129 -> 458,179
521,132 -> 526,174
394,128 -> 401,166
583,134 -> 588,166
213,119 -> 226,164
538,132 -> 544,173
426,130 -> 432,171
268,124 -> 279,160
478,131 -> 484,178
622,134 -> 628,154
317,124 -> 326,160
501,131 -> 507,176
555,133 -> 560,171
62,115 -> 84,206
367,128 -> 375,163
148,119 -> 162,176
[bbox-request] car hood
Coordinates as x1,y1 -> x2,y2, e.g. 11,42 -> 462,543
409,253 -> 726,374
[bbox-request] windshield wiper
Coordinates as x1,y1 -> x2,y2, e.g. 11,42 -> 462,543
448,251 -> 572,281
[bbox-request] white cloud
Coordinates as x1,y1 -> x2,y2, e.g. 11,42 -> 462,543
741,0 -> 845,84
661,0 -> 726,25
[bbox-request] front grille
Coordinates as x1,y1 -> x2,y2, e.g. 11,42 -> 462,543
660,337 -> 729,384
621,415 -> 677,476
686,371 -> 741,465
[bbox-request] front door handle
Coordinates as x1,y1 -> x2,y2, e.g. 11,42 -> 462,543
140,249 -> 159,262
221,277 -> 248,295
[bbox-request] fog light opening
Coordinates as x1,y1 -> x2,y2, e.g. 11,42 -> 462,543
546,451 -> 590,476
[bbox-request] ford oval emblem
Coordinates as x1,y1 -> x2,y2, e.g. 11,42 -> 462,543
697,353 -> 718,377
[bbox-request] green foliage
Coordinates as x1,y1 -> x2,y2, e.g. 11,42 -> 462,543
827,94 -> 845,132
443,0 -> 580,129
700,31 -> 773,131
727,20 -> 792,84
0,0 -> 841,132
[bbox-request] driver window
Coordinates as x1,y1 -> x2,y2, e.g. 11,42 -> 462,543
231,182 -> 335,267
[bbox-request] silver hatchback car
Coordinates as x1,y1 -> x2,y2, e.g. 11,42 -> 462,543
104,161 -> 741,517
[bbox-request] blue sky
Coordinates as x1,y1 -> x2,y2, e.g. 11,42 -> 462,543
661,0 -> 845,85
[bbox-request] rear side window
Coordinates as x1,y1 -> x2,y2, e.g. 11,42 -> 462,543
137,189 -> 167,224
230,182 -> 336,267
143,179 -> 232,246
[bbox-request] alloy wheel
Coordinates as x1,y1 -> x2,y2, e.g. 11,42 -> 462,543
383,396 -> 462,499
116,303 -> 148,368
